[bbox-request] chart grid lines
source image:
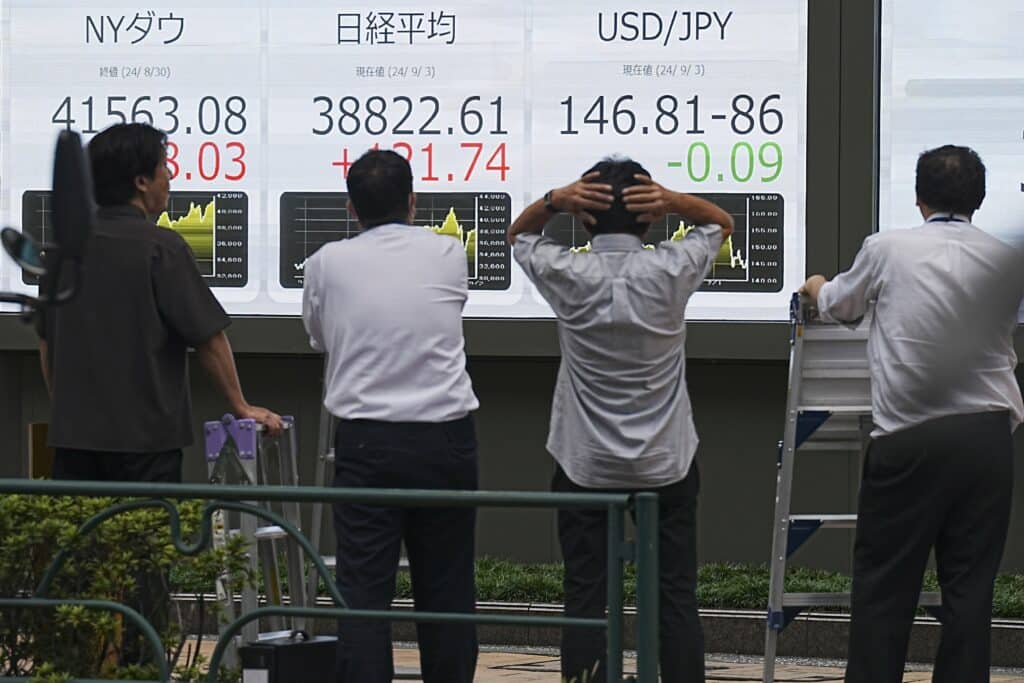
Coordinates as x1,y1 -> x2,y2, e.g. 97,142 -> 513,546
279,192 -> 511,291
542,192 -> 783,293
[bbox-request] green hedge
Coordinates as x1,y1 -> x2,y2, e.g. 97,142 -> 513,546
5,492 -> 1023,682
179,555 -> 1024,619
389,558 -> 1024,618
0,494 -> 249,682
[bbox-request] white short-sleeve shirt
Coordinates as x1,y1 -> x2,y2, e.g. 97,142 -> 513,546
817,215 -> 1024,436
302,223 -> 479,423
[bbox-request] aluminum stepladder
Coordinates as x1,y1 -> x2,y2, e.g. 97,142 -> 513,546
761,295 -> 941,682
305,383 -> 337,603
204,414 -> 312,666
305,356 -> 420,680
305,355 -> 410,596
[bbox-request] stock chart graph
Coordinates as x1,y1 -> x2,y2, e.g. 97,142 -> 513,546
19,190 -> 247,287
279,191 -> 511,290
542,192 -> 784,292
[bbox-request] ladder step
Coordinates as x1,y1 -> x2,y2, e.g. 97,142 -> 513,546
802,326 -> 870,341
783,591 -> 941,608
799,441 -> 864,451
797,405 -> 872,414
256,629 -> 295,641
321,556 -> 410,571
789,514 -> 857,528
254,526 -> 288,540
801,368 -> 870,379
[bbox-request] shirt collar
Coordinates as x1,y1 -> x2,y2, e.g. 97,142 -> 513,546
925,213 -> 971,224
359,221 -> 409,234
97,204 -> 147,220
591,233 -> 645,252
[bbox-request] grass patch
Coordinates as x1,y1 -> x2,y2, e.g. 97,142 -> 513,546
173,559 -> 1024,619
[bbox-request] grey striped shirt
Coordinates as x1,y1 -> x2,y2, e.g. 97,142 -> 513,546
514,225 -> 723,488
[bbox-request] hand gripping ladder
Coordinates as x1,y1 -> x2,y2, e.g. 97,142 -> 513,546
761,295 -> 941,682
204,414 -> 311,666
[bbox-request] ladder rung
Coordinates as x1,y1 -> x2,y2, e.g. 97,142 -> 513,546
256,629 -> 295,641
798,441 -> 864,451
789,514 -> 857,528
797,405 -> 872,414
801,366 -> 870,377
802,327 -> 870,341
783,591 -> 941,607
254,526 -> 288,540
320,556 -> 410,571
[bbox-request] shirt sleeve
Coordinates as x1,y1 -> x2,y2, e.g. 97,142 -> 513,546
656,223 -> 724,293
817,235 -> 882,325
302,251 -> 324,352
152,238 -> 230,347
512,233 -> 576,314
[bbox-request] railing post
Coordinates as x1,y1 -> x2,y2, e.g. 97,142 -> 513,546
634,492 -> 659,683
606,504 -> 625,683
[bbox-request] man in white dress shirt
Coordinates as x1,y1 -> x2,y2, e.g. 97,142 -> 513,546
801,145 -> 1024,683
302,150 -> 480,683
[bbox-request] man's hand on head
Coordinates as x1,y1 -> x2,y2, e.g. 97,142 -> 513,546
550,172 -> 614,226
622,174 -> 675,223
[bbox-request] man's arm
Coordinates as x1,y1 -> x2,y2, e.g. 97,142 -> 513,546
301,256 -> 324,352
800,238 -> 880,323
196,331 -> 284,435
38,340 -> 51,397
508,172 -> 613,244
622,175 -> 735,237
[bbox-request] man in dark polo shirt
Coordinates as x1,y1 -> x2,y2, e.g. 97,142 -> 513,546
38,123 -> 281,482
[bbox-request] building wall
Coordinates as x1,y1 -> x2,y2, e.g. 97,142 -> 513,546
3,349 -> 1023,573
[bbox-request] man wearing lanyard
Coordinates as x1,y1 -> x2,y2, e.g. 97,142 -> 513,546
509,157 -> 734,682
801,145 -> 1024,682
302,150 -> 480,683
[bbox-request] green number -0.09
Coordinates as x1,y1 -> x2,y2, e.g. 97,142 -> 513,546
685,141 -> 783,183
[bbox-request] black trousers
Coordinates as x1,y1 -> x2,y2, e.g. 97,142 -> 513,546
846,411 -> 1014,683
51,447 -> 183,666
553,462 -> 704,683
52,448 -> 183,482
332,415 -> 479,683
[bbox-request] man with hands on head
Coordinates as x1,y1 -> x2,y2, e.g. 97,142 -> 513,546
509,158 -> 733,683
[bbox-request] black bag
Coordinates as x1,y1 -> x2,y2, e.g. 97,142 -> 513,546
239,633 -> 336,682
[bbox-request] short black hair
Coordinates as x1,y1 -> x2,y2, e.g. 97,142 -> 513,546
87,123 -> 167,207
346,150 -> 413,228
582,157 -> 651,237
915,145 -> 986,216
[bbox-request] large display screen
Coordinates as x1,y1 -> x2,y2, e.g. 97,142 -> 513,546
0,1 -> 807,320
880,0 -> 1024,248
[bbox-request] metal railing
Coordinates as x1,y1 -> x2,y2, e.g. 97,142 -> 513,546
0,478 -> 660,683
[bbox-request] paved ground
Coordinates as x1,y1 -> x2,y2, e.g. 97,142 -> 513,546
237,642 -> 1024,681
395,647 -> 1024,682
